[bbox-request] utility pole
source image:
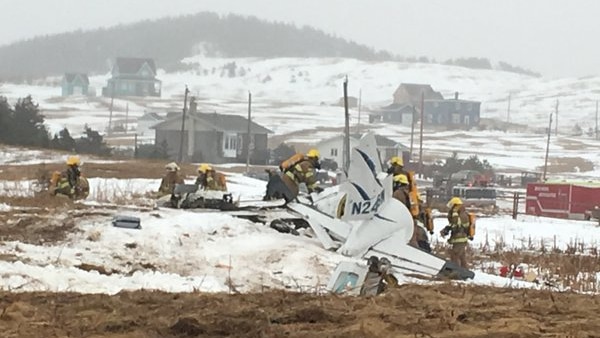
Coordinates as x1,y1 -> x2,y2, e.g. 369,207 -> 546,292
409,108 -> 415,159
554,99 -> 559,136
357,89 -> 362,134
125,103 -> 129,133
108,82 -> 115,136
594,100 -> 598,140
246,91 -> 252,174
543,112 -> 553,182
506,93 -> 511,124
343,76 -> 351,173
418,91 -> 425,177
177,86 -> 190,163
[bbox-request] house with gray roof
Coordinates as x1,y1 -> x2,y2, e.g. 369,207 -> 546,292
61,73 -> 89,96
152,100 -> 272,163
368,103 -> 417,126
102,57 -> 161,97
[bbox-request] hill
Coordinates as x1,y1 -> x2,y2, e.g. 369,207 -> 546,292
0,12 -> 390,82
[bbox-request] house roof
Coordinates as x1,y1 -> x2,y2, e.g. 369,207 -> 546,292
139,112 -> 164,121
318,133 -> 408,150
369,103 -> 414,115
425,98 -> 481,104
152,112 -> 272,134
114,57 -> 157,75
63,73 -> 89,85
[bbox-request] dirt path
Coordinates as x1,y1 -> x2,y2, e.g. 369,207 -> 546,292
0,283 -> 598,337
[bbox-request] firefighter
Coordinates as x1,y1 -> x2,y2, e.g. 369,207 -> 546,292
392,174 -> 410,209
158,162 -> 185,196
195,163 -> 227,191
440,197 -> 470,268
52,155 -> 85,199
387,156 -> 408,177
264,149 -> 323,203
393,174 -> 431,252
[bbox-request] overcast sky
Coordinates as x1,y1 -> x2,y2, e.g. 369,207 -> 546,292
1,0 -> 598,78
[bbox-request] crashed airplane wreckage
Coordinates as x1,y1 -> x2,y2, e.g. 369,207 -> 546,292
158,134 -> 474,281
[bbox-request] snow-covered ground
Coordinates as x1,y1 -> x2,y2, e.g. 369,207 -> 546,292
1,57 -> 599,177
1,56 -> 600,295
0,172 -> 596,295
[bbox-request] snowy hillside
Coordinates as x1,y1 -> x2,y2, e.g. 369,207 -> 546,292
2,57 -> 600,134
2,57 -> 600,177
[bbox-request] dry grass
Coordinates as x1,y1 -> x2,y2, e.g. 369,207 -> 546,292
433,233 -> 600,293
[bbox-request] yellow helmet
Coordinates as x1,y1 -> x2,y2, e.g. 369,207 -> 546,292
390,156 -> 403,166
447,197 -> 463,208
197,163 -> 213,174
66,155 -> 81,166
307,149 -> 320,159
393,174 -> 409,185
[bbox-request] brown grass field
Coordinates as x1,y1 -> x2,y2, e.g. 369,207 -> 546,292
1,284 -> 600,338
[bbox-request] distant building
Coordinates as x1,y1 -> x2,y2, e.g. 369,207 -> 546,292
316,133 -> 409,167
424,93 -> 481,127
152,100 -> 272,163
368,103 -> 417,126
393,83 -> 443,106
103,57 -> 161,97
61,73 -> 89,96
136,112 -> 165,138
336,96 -> 359,108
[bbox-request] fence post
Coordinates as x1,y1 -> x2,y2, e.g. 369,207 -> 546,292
512,192 -> 519,220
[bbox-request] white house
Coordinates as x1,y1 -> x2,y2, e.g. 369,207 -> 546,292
316,134 -> 361,167
316,133 -> 409,168
136,112 -> 165,138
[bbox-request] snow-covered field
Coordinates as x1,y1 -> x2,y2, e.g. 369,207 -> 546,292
0,170 -> 596,295
1,57 -> 599,177
1,56 -> 600,295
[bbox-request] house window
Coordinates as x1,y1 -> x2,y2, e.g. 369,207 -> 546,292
464,115 -> 470,125
434,101 -> 440,108
224,135 -> 237,150
331,148 -> 338,156
426,114 -> 433,124
120,82 -> 128,91
455,102 -> 461,110
452,113 -> 460,124
467,103 -> 473,111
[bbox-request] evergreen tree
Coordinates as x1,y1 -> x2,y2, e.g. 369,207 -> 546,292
10,96 -> 49,147
51,127 -> 76,151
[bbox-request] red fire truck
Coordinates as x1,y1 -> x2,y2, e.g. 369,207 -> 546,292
526,182 -> 600,220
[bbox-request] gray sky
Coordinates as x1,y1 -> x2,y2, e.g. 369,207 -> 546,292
1,0 -> 598,77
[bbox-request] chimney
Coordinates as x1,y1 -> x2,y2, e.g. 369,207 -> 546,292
454,92 -> 459,100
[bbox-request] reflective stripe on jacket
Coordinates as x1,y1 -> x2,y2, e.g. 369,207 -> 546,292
284,160 -> 319,192
448,206 -> 470,244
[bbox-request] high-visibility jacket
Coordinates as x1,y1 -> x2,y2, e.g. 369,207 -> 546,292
447,206 -> 470,244
196,171 -> 227,191
284,159 -> 319,193
158,172 -> 185,195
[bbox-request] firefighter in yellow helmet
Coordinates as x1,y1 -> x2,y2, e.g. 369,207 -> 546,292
158,162 -> 185,196
392,174 -> 410,209
264,148 -> 322,203
440,197 -> 470,268
195,163 -> 227,191
52,155 -> 87,199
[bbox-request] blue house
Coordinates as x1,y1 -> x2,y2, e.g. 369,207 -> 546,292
61,73 -> 89,96
424,93 -> 481,127
103,57 -> 161,97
